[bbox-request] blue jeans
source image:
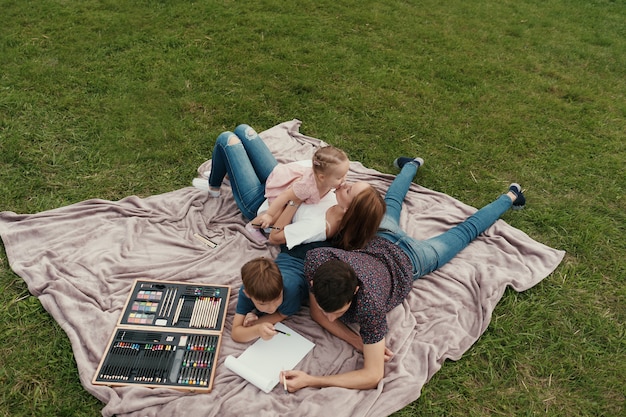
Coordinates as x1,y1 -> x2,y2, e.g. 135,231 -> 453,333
208,124 -> 278,219
377,162 -> 513,279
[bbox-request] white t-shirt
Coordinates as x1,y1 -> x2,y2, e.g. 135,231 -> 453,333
283,191 -> 337,249
257,162 -> 337,249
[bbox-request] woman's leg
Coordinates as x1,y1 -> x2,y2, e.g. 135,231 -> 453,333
384,160 -> 421,222
208,131 -> 233,189
378,158 -> 422,232
233,124 -> 278,183
208,131 -> 267,219
425,191 -> 516,269
382,183 -> 523,279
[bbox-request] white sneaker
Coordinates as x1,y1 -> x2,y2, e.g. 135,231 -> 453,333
193,177 -> 220,197
192,177 -> 210,190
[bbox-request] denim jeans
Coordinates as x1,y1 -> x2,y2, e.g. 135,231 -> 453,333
208,124 -> 278,220
377,162 -> 513,279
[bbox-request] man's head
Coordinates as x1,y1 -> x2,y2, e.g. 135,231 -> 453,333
241,257 -> 283,314
311,259 -> 359,321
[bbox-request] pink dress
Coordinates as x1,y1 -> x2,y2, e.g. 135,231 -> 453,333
264,161 -> 321,204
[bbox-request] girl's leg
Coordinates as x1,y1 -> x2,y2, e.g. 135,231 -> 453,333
233,124 -> 278,183
209,131 -> 266,219
425,193 -> 514,269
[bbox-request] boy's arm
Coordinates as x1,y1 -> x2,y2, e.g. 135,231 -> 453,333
231,311 -> 288,343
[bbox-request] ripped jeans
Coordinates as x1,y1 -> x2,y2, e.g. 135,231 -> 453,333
208,124 -> 277,220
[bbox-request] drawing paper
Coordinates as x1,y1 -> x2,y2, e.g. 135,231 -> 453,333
224,322 -> 314,393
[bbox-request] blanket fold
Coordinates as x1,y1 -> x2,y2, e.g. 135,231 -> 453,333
0,119 -> 564,417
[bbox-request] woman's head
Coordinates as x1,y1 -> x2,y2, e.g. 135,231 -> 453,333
312,146 -> 350,190
334,182 -> 386,250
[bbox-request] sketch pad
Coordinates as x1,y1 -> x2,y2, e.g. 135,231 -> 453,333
224,322 -> 314,393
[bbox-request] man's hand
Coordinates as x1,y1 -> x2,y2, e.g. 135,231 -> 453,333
281,369 -> 311,392
384,346 -> 394,362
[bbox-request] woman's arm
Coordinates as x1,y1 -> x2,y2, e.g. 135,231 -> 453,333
253,188 -> 301,229
266,190 -> 302,245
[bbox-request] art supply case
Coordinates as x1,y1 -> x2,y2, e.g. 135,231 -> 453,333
93,279 -> 231,392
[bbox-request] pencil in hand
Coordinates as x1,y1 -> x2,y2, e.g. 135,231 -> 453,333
282,369 -> 288,392
274,327 -> 291,336
251,223 -> 282,230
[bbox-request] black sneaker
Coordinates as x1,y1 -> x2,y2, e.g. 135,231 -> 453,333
508,183 -> 526,210
393,157 -> 424,170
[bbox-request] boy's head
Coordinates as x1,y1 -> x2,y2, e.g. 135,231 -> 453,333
311,260 -> 358,321
241,257 -> 284,314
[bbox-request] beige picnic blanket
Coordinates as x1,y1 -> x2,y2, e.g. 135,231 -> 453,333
0,120 -> 564,417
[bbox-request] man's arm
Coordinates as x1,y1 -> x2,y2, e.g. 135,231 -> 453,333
308,292 -> 364,351
231,311 -> 287,343
283,339 -> 386,391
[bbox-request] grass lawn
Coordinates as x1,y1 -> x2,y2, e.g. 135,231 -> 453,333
1,1 -> 624,416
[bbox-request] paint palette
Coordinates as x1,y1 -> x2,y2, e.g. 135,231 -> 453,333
119,280 -> 230,331
94,279 -> 231,392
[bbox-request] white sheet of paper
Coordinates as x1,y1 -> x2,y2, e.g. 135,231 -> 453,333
224,322 -> 314,393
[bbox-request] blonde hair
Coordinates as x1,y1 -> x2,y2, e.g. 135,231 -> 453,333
312,146 -> 348,175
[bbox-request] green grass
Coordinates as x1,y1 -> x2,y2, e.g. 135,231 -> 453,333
1,0 -> 624,416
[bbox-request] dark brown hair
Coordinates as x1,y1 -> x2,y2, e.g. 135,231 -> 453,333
240,257 -> 283,302
334,185 -> 386,251
311,260 -> 358,312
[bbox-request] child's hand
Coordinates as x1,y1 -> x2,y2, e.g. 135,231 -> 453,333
258,322 -> 278,340
252,213 -> 273,229
243,312 -> 259,327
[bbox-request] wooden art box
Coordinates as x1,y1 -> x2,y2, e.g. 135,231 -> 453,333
93,280 -> 230,392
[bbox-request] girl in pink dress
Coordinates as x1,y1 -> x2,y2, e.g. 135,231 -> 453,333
250,146 -> 350,232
